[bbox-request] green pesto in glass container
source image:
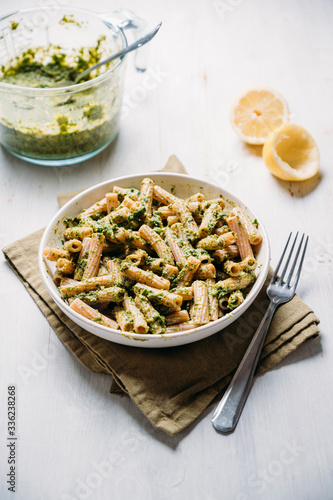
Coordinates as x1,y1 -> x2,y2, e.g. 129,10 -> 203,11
0,32 -> 124,165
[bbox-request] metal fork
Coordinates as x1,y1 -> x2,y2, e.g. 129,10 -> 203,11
212,232 -> 309,433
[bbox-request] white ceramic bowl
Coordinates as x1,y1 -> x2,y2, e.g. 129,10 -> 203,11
39,173 -> 270,347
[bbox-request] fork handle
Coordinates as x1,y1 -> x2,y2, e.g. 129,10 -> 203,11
212,300 -> 277,433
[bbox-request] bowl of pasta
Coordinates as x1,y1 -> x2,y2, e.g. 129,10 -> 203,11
39,172 -> 270,347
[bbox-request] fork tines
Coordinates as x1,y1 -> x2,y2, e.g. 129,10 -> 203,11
271,232 -> 309,290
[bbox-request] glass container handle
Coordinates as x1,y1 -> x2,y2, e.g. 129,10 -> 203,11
102,9 -> 149,72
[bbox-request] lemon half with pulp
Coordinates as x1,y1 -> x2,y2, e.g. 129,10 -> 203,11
263,123 -> 320,181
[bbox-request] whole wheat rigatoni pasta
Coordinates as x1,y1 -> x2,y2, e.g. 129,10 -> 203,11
140,177 -> 154,223
153,184 -> 179,205
206,278 -> 219,322
56,258 -> 75,275
75,286 -> 125,305
113,305 -> 133,332
215,272 -> 255,297
192,281 -> 210,326
172,200 -> 199,241
74,237 -> 91,280
123,297 -> 149,334
164,227 -> 187,265
121,265 -> 170,290
134,295 -> 165,334
176,256 -> 200,287
194,263 -> 216,280
227,215 -> 254,260
165,310 -> 190,326
163,264 -> 178,279
228,290 -> 245,310
64,226 -> 93,240
115,228 -> 150,252
106,192 -> 120,212
43,247 -> 70,261
70,298 -> 118,329
230,206 -> 262,246
139,224 -> 175,265
63,239 -> 82,254
142,258 -> 164,274
196,232 -> 237,251
165,321 -> 197,334
52,177 -> 261,334
198,202 -> 223,238
105,259 -> 124,286
133,284 -> 183,308
59,275 -> 119,298
213,245 -> 239,263
78,197 -> 107,220
82,233 -> 105,279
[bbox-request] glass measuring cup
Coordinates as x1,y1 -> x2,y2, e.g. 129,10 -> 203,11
0,7 -> 147,166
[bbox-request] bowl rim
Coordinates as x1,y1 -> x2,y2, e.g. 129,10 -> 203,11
38,172 -> 271,344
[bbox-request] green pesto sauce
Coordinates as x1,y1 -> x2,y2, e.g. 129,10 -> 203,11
0,39 -> 117,160
0,37 -> 110,88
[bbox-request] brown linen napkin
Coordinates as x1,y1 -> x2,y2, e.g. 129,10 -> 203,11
3,155 -> 320,436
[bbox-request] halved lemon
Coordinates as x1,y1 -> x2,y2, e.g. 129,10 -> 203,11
230,86 -> 289,144
262,123 -> 320,181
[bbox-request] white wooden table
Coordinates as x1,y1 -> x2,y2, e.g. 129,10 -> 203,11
1,0 -> 332,498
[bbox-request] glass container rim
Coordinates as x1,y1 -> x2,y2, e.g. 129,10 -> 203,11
0,6 -> 128,96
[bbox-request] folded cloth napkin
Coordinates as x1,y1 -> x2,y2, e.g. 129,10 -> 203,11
3,155 -> 320,436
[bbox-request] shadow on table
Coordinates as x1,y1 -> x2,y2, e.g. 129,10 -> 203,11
241,142 -> 323,198
274,172 -> 323,198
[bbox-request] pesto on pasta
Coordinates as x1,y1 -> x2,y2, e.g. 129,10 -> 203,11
43,178 -> 262,335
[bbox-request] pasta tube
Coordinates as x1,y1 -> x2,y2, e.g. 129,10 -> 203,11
105,259 -> 124,286
75,286 -> 125,304
192,280 -> 210,326
140,178 -> 154,223
196,232 -> 237,251
213,245 -> 239,262
56,258 -> 75,275
198,202 -> 223,238
194,263 -> 216,280
82,233 -> 105,279
165,310 -> 190,326
59,275 -> 118,298
106,192 -> 120,212
123,297 -> 149,334
153,185 -> 179,205
230,207 -> 262,246
134,295 -> 165,334
78,198 -> 107,219
70,298 -> 118,329
121,265 -> 170,290
133,283 -> 183,308
227,215 -> 254,260
113,306 -> 134,332
43,247 -> 70,261
172,201 -> 199,241
228,290 -> 244,310
206,278 -> 219,321
165,321 -> 197,333
63,239 -> 82,253
64,226 -> 93,240
215,272 -> 255,297
139,225 -> 175,264
164,227 -> 187,265
176,256 -> 201,286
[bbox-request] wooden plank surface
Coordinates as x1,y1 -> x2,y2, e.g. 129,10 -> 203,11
1,0 -> 332,499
